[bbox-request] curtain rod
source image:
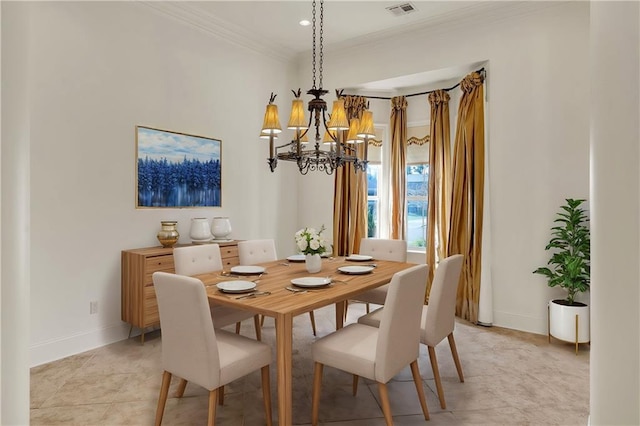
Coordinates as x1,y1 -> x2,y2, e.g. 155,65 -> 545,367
342,67 -> 486,101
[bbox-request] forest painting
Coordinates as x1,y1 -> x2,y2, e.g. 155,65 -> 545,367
136,126 -> 221,208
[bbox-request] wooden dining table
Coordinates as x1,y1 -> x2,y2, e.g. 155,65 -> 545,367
194,256 -> 416,426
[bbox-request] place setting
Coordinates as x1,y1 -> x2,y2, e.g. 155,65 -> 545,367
337,265 -> 376,275
215,280 -> 272,299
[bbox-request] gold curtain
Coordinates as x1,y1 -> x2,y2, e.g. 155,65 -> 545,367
425,90 -> 452,299
333,95 -> 368,256
447,72 -> 485,323
390,96 -> 407,240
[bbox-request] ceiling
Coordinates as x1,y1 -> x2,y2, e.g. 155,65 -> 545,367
143,1 -> 549,92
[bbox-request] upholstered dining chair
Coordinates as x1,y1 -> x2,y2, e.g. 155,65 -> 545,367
358,254 -> 465,409
345,238 -> 408,319
173,244 -> 261,341
152,272 -> 272,426
311,264 -> 430,426
238,239 -> 318,336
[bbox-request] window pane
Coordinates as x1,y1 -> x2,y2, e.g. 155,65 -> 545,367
406,164 -> 429,249
406,164 -> 428,196
406,200 -> 427,248
367,200 -> 378,238
367,164 -> 380,196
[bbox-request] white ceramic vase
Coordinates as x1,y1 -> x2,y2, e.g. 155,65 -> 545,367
211,217 -> 232,240
189,218 -> 211,241
305,253 -> 322,273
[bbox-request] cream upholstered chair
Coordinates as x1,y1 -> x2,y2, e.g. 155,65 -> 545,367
173,244 -> 261,341
152,272 -> 272,426
345,238 -> 408,318
238,239 -> 318,336
311,264 -> 430,426
359,254 -> 465,409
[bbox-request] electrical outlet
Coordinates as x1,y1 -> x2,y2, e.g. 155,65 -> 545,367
90,301 -> 98,315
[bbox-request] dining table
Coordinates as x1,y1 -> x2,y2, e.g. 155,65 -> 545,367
193,256 -> 417,426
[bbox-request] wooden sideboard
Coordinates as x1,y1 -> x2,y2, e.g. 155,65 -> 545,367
121,241 -> 240,342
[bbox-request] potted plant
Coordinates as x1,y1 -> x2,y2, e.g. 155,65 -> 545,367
533,198 -> 590,353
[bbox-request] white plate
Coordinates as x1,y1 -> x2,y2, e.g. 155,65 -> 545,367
287,254 -> 306,262
230,265 -> 266,275
346,254 -> 373,262
291,277 -> 332,288
216,281 -> 256,293
338,265 -> 375,275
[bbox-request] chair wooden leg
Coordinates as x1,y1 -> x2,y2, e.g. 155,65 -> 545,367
235,322 -> 241,334
410,360 -> 430,420
218,386 -> 224,405
155,371 -> 172,426
175,378 -> 188,398
261,365 -> 273,426
377,382 -> 393,426
352,374 -> 359,396
447,333 -> 464,382
428,345 -> 446,409
343,300 -> 349,321
254,315 -> 262,341
260,314 -> 266,327
311,362 -> 324,426
366,302 -> 370,314
208,388 -> 218,426
309,311 -> 317,336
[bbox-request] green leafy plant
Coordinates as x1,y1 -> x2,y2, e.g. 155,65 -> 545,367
533,198 -> 590,305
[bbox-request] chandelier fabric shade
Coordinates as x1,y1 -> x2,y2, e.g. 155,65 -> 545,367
259,0 -> 375,175
261,103 -> 282,136
326,99 -> 350,131
287,99 -> 307,130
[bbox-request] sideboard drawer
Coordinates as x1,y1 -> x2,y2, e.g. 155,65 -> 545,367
121,240 -> 241,343
143,255 -> 175,286
220,245 -> 238,260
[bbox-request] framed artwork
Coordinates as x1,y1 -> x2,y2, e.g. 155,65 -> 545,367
136,126 -> 222,208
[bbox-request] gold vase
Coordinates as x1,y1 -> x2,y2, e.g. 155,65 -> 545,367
157,221 -> 179,248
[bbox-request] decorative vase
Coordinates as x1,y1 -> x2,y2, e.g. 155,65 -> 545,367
305,253 -> 322,273
189,218 -> 211,241
211,217 -> 232,240
157,221 -> 179,248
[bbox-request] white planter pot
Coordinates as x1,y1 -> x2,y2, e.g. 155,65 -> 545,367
548,299 -> 590,349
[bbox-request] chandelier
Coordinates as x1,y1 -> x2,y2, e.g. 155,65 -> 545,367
260,0 -> 376,175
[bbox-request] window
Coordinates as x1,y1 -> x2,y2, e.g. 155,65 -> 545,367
405,124 -> 430,251
406,164 -> 429,249
367,139 -> 383,238
362,119 -> 429,250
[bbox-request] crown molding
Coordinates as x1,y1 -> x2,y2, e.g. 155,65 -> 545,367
139,1 -> 295,63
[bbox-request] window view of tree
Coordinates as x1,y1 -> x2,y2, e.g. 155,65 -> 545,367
406,164 -> 429,248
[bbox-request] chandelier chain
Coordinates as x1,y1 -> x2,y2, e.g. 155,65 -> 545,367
311,0 -> 317,90
319,0 -> 324,89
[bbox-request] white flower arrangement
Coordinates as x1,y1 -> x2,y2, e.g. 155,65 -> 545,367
295,225 -> 328,256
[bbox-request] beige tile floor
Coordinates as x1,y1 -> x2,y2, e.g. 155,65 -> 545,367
31,303 -> 590,425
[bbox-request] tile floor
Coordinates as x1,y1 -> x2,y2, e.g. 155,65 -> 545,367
31,303 -> 590,425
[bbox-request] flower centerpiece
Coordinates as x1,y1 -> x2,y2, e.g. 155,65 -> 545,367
295,225 -> 328,273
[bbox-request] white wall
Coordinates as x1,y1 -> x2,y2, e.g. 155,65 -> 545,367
24,2 -> 299,366
297,2 -> 590,335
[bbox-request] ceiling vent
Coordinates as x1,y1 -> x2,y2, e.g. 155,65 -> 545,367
386,2 -> 418,17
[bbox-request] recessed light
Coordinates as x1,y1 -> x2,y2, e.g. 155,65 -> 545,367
299,19 -> 311,26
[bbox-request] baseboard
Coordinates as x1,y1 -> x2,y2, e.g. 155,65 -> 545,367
492,310 -> 547,336
30,323 -> 131,367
